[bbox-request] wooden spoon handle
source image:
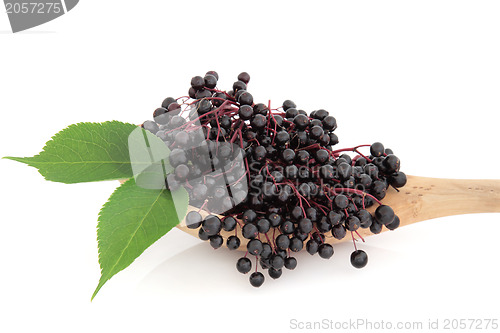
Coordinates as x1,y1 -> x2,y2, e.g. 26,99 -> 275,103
388,176 -> 500,224
176,176 -> 500,248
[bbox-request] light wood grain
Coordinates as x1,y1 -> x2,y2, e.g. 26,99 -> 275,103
175,175 -> 500,248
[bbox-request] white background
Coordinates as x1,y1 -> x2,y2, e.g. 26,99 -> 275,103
1,1 -> 499,332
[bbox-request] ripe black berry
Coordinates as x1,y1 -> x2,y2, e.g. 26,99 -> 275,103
350,250 -> 368,268
375,205 -> 395,225
332,224 -> 347,240
242,209 -> 257,224
289,237 -> 303,252
256,218 -> 271,233
191,76 -> 205,90
370,142 -> 385,157
237,72 -> 250,84
222,216 -> 237,232
284,257 -> 297,270
204,74 -> 217,89
239,105 -> 253,120
226,236 -> 241,250
186,211 -> 202,229
249,272 -> 265,287
276,234 -> 291,250
318,244 -> 334,259
390,172 -> 407,188
386,215 -> 400,230
210,235 -> 223,249
268,268 -> 282,279
282,100 -> 296,111
345,216 -> 361,231
306,239 -> 319,255
270,254 -> 285,269
238,91 -> 253,106
242,223 -> 259,239
202,215 -> 222,236
247,239 -> 264,255
334,194 -> 349,209
237,257 -> 252,274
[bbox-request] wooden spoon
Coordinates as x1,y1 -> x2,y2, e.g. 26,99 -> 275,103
175,175 -> 500,249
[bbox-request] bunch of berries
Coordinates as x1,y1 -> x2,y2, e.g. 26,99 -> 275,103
141,71 -> 407,287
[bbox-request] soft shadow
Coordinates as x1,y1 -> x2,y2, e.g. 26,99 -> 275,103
136,240 -> 401,298
0,30 -> 56,34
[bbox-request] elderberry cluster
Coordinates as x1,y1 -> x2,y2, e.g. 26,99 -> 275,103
141,71 -> 407,288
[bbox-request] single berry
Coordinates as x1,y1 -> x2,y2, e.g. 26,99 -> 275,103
350,250 -> 368,268
202,215 -> 222,236
237,257 -> 252,274
370,142 -> 385,157
268,268 -> 282,279
375,205 -> 395,225
209,235 -> 223,249
186,211 -> 202,229
284,257 -> 297,270
226,235 -> 241,250
249,272 -> 265,287
318,243 -> 334,259
247,239 -> 264,255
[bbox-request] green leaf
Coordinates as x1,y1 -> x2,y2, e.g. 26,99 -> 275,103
4,121 -> 172,184
91,178 -> 188,300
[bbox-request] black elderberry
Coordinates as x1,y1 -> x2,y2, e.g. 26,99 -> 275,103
270,254 -> 285,269
209,235 -> 223,249
174,164 -> 190,180
356,209 -> 373,228
226,236 -> 241,250
249,272 -> 265,287
389,171 -> 407,188
289,237 -> 303,252
242,223 -> 259,239
298,218 -> 313,234
350,250 -> 368,268
293,114 -> 310,130
332,224 -> 347,240
334,194 -> 349,209
284,257 -> 297,270
306,239 -> 319,255
190,76 -> 205,90
374,205 -> 395,225
280,220 -> 295,234
239,105 -> 253,120
322,116 -> 337,130
204,74 -> 217,89
256,218 -> 271,233
315,149 -> 330,163
186,211 -> 202,229
142,120 -> 159,135
202,215 -> 222,236
318,244 -> 334,259
285,107 -> 299,119
237,257 -> 252,274
370,142 -> 385,157
261,243 -> 272,259
345,216 -> 361,231
383,154 -> 401,173
233,80 -> 247,92
386,215 -> 400,230
282,100 -> 296,111
268,268 -> 282,279
237,72 -> 250,84
247,239 -> 264,255
238,91 -> 254,106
